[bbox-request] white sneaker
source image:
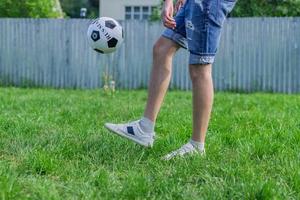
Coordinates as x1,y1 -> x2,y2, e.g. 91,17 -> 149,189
104,120 -> 155,147
162,142 -> 205,160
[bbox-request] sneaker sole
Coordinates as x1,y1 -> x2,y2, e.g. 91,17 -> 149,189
104,124 -> 153,148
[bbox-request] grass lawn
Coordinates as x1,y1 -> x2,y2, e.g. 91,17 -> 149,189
0,87 -> 299,199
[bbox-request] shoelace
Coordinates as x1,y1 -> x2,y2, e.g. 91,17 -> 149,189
176,143 -> 195,155
167,143 -> 195,158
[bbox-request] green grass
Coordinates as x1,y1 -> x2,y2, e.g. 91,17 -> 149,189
0,87 -> 299,200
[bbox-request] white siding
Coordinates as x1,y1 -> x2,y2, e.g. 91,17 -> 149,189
99,0 -> 160,20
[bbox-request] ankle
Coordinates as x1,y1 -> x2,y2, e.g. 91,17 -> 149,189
190,139 -> 205,151
139,117 -> 155,133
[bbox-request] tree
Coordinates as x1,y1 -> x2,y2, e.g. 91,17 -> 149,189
151,0 -> 300,20
231,0 -> 300,17
60,0 -> 99,18
0,0 -> 63,18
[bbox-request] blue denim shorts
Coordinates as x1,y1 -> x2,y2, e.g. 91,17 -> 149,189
162,0 -> 236,65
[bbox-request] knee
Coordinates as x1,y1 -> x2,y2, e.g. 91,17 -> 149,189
153,41 -> 166,58
189,65 -> 212,82
153,39 -> 176,58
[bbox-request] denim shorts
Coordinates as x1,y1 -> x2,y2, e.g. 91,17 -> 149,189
162,0 -> 236,65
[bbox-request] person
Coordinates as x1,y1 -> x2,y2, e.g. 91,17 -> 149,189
105,0 -> 237,160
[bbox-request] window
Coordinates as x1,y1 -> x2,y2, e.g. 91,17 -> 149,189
134,6 -> 140,20
125,6 -> 132,20
142,6 -> 149,20
125,6 -> 157,20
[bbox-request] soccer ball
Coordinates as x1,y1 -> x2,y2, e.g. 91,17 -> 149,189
87,17 -> 124,54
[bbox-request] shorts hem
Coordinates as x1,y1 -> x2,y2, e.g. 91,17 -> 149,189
189,53 -> 215,65
162,29 -> 187,49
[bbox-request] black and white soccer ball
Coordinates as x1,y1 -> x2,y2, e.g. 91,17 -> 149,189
87,17 -> 124,54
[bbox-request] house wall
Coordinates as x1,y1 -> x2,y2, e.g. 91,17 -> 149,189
99,0 -> 160,20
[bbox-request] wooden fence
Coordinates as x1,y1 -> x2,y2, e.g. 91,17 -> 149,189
0,18 -> 299,93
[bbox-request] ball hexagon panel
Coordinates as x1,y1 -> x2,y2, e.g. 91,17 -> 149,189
91,30 -> 100,42
107,38 -> 118,48
105,20 -> 117,29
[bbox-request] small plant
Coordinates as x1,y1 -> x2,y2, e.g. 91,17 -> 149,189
102,72 -> 116,95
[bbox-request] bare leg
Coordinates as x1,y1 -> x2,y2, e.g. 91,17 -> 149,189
143,37 -> 180,122
189,64 -> 214,143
